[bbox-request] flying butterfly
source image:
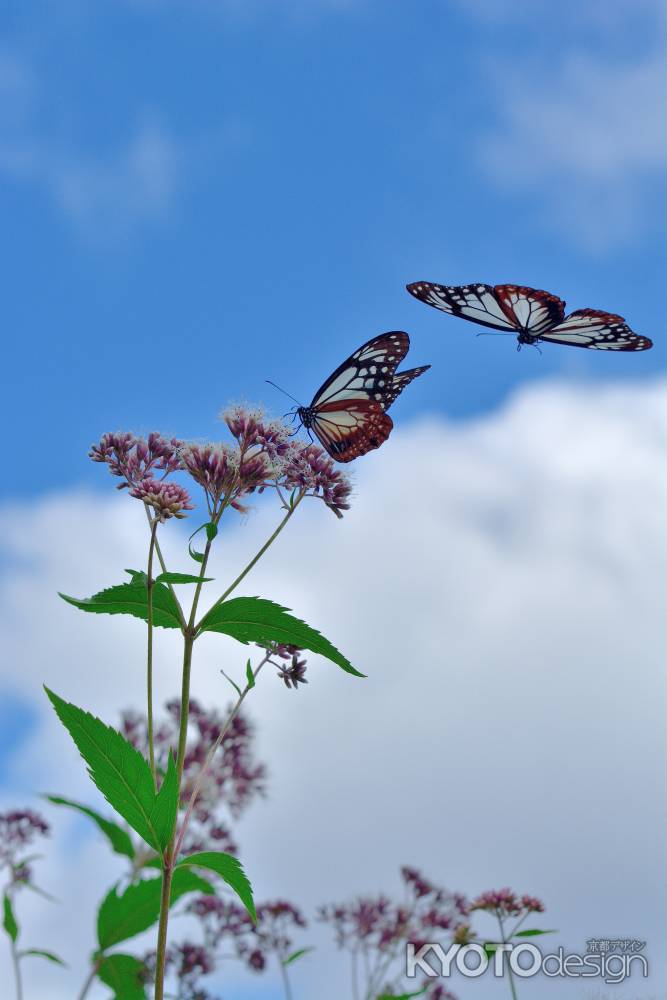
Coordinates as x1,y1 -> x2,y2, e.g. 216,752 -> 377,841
406,281 -> 652,352
288,332 -> 430,463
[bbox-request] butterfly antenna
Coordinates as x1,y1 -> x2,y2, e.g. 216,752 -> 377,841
265,380 -> 302,406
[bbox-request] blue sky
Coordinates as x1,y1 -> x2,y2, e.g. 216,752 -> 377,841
1,0 -> 664,498
0,4 -> 665,999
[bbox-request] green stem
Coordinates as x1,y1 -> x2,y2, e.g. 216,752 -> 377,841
76,958 -> 101,1000
173,652 -> 270,859
154,536 -> 214,999
153,857 -> 174,1000
146,519 -> 158,789
194,494 -> 303,633
279,955 -> 294,1000
9,936 -> 23,1000
143,503 -> 186,631
497,911 -> 519,1000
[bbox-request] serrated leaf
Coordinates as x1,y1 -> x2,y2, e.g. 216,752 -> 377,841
156,572 -> 213,584
152,753 -> 178,851
59,580 -> 182,630
97,953 -> 147,999
282,946 -> 314,966
245,659 -> 255,689
97,869 -> 214,950
21,948 -> 66,966
198,597 -> 363,677
176,851 -> 256,921
45,795 -> 135,859
3,895 -> 18,942
124,569 -> 145,581
45,688 -> 172,852
514,928 -> 556,937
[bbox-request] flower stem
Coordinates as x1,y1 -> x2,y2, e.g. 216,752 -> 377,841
76,958 -> 101,1000
173,652 -> 270,858
154,537 -> 214,1000
153,855 -> 174,1000
143,503 -> 186,631
194,494 -> 303,633
147,518 -> 158,789
279,956 -> 294,1000
497,912 -> 519,1000
9,936 -> 23,1000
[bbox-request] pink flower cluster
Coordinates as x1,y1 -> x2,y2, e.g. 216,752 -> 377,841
129,478 -> 194,522
187,896 -> 307,973
469,887 -> 545,916
319,865 -> 469,953
121,698 -> 266,856
0,809 -> 50,888
90,432 -> 182,488
90,406 -> 352,520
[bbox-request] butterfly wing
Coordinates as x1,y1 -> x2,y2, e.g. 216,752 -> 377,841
406,281 -> 565,335
539,308 -> 652,351
309,401 -> 394,463
311,331 -> 411,407
381,366 -> 432,410
304,332 -> 429,462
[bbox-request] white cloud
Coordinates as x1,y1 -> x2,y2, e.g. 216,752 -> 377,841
0,117 -> 180,240
0,376 -> 666,998
477,52 -> 667,250
460,0 -> 667,250
0,41 -> 182,240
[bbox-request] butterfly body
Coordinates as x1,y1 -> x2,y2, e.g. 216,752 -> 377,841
407,281 -> 652,352
297,331 -> 430,462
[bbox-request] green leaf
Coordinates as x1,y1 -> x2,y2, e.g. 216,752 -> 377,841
45,795 -> 135,860
245,659 -> 255,689
124,569 -> 145,581
483,941 -> 498,957
156,572 -> 213,584
21,948 -> 66,966
97,953 -> 147,1000
282,946 -> 314,967
377,990 -> 426,1000
3,895 -> 18,942
176,851 -> 256,922
188,523 -> 208,563
59,580 -> 182,630
152,753 -> 178,852
97,869 -> 214,950
205,522 -> 218,541
45,688 -> 173,852
514,928 -> 557,937
198,597 -> 363,677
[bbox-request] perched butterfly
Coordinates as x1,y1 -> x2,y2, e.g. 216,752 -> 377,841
294,332 -> 430,462
406,281 -> 652,352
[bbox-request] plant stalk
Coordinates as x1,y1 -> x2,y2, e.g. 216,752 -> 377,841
153,855 -> 174,1000
146,518 -> 158,789
497,912 -> 519,1000
195,494 -> 303,632
143,503 -> 186,630
76,958 -> 101,1000
9,936 -> 23,1000
154,535 -> 214,999
173,653 -> 270,858
279,956 -> 294,1000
